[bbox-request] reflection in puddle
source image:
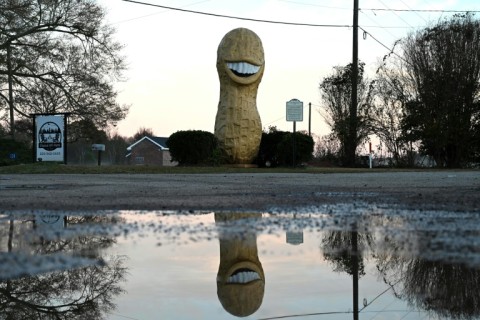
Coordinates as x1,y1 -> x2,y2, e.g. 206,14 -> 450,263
0,207 -> 479,319
216,213 -> 265,317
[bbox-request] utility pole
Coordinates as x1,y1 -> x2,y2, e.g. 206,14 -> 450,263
7,44 -> 15,140
349,0 -> 359,167
308,102 -> 311,137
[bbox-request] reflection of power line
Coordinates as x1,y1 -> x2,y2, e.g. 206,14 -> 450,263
259,309 -> 419,319
107,311 -> 140,320
360,278 -> 403,313
258,310 -> 352,319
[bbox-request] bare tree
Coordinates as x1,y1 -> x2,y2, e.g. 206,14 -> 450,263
319,62 -> 372,165
0,0 -> 128,138
370,56 -> 414,165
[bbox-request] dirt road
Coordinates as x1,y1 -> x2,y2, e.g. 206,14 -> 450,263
1,171 -> 479,212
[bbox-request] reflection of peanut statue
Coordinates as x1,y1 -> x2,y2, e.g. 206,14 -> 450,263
214,28 -> 265,165
215,212 -> 265,317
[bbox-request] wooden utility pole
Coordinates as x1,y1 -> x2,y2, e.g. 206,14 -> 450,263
348,0 -> 359,167
7,44 -> 15,140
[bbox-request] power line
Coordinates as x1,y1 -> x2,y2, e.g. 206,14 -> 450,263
377,0 -> 415,29
122,0 -> 351,28
361,7 -> 480,13
278,0 -> 351,10
359,27 -> 399,56
110,0 -> 211,24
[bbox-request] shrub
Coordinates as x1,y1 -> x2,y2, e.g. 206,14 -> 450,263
257,130 -> 288,167
0,138 -> 33,166
257,130 -> 314,167
277,132 -> 314,166
167,130 -> 219,166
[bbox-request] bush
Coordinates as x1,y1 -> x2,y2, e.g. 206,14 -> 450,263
278,132 -> 314,166
257,130 -> 314,167
257,130 -> 288,167
167,130 -> 219,166
0,138 -> 33,166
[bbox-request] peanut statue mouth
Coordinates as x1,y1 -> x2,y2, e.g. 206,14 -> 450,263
226,61 -> 261,78
226,268 -> 261,284
224,60 -> 263,85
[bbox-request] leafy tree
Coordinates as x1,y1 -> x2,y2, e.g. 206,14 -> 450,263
319,62 -> 372,166
132,127 -> 155,142
67,119 -> 107,164
106,132 -> 129,165
0,0 -> 128,138
400,14 -> 480,167
167,130 -> 218,166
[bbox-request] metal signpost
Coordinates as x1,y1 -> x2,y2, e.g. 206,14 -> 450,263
92,144 -> 106,166
286,99 -> 303,167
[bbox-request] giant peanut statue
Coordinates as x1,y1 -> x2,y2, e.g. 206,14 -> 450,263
214,28 -> 264,165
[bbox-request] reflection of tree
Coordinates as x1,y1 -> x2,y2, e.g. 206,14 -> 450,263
0,215 -> 127,319
322,230 -> 374,277
376,233 -> 480,320
321,229 -> 374,320
404,261 -> 480,319
0,255 -> 126,319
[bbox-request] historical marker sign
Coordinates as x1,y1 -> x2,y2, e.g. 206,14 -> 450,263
286,99 -> 303,122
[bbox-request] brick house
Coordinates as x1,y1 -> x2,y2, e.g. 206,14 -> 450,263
125,136 -> 177,166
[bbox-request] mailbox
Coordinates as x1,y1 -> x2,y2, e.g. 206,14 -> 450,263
91,144 -> 105,151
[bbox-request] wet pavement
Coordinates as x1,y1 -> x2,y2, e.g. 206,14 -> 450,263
0,172 -> 479,319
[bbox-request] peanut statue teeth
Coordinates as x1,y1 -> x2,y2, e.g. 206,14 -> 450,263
214,28 -> 265,165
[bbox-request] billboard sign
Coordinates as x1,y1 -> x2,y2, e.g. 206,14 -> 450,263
35,114 -> 66,162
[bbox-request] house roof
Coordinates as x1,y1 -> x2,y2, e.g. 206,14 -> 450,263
126,136 -> 169,155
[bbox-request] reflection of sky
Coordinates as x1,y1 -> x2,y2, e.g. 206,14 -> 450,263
106,213 -> 428,320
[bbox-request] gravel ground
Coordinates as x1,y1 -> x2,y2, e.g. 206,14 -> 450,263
1,171 -> 479,212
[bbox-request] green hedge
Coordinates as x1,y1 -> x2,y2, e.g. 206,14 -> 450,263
0,138 -> 33,166
167,130 -> 219,166
257,131 -> 314,167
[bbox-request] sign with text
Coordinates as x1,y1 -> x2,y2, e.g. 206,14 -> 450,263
35,114 -> 65,162
286,99 -> 303,122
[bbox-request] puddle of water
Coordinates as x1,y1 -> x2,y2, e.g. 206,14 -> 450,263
1,206 -> 479,320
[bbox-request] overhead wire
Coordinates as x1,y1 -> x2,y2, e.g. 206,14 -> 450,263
361,7 -> 480,13
398,0 -> 429,23
277,0 -> 351,11
110,0 -> 211,24
377,0 -> 415,29
122,0 -> 351,28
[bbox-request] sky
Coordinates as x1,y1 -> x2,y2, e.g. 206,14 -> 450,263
98,0 -> 479,143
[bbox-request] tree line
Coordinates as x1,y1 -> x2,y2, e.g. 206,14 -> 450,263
319,13 -> 480,168
2,2 -> 479,168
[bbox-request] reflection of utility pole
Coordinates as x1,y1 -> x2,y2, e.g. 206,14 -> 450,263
7,44 -> 15,139
352,230 -> 359,320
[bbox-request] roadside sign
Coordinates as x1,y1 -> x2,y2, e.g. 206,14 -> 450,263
286,99 -> 303,122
